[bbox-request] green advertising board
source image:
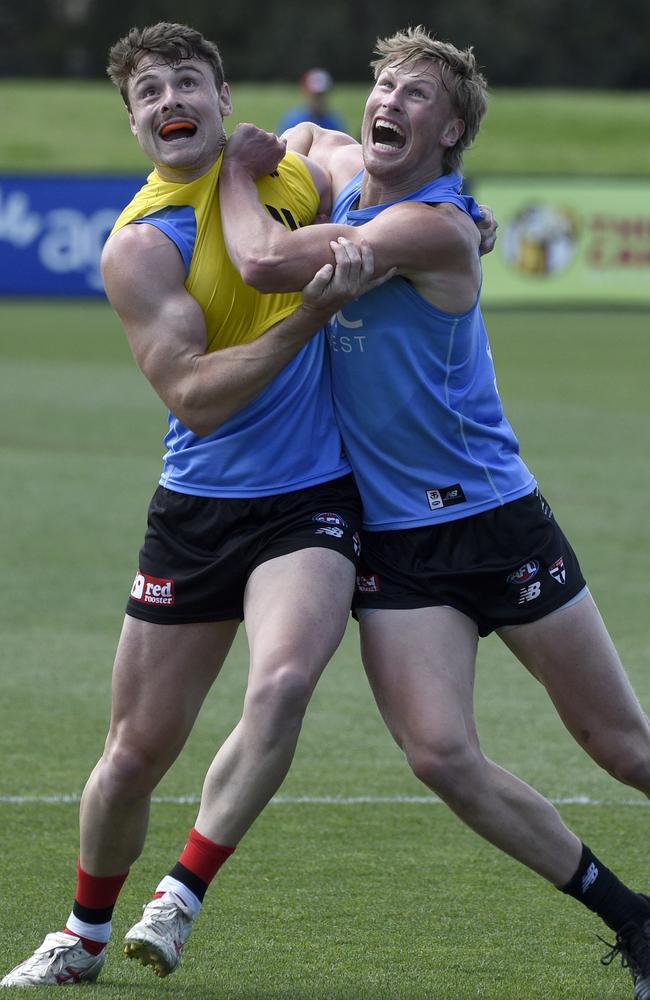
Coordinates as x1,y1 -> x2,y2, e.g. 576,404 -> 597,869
470,176 -> 650,306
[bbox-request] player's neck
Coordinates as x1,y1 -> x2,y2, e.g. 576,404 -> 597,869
153,158 -> 218,184
359,166 -> 443,208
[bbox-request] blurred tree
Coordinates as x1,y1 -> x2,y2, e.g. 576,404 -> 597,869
2,0 -> 650,88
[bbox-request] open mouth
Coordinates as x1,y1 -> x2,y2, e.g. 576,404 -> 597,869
372,118 -> 406,150
159,120 -> 197,141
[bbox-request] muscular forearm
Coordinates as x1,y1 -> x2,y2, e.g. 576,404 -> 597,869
220,161 -> 341,292
170,301 -> 332,436
105,211 -> 383,440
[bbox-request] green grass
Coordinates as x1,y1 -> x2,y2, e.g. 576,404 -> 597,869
1,300 -> 649,997
3,79 -> 650,175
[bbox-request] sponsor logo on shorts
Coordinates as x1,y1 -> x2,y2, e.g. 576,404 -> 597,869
357,573 -> 380,593
507,560 -> 540,585
426,484 -> 466,511
548,556 -> 566,584
130,570 -> 175,606
313,512 -> 348,529
517,582 -> 541,605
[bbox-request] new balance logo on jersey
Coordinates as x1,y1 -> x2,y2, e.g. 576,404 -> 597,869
426,484 -> 466,511
549,557 -> 566,584
517,582 -> 541,605
581,862 -> 599,894
130,570 -> 175,606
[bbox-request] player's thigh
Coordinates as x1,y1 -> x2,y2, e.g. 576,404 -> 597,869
359,605 -> 480,747
109,614 -> 239,755
500,593 -> 650,750
244,546 -> 355,683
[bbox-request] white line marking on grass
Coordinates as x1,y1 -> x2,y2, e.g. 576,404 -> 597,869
1,793 -> 649,806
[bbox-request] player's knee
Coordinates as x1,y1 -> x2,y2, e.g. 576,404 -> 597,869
99,740 -> 164,800
404,737 -> 481,798
245,663 -> 314,728
606,742 -> 650,792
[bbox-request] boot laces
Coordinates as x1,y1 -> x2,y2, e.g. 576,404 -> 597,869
600,920 -> 650,980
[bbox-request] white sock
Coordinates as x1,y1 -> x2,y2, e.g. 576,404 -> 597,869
65,911 -> 111,944
155,875 -> 202,917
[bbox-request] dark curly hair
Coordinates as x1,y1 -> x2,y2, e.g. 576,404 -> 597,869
107,22 -> 225,108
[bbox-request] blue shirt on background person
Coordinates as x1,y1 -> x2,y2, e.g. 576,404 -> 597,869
277,68 -> 347,134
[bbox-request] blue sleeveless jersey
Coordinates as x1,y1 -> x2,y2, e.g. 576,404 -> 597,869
120,173 -> 349,497
328,170 -> 536,529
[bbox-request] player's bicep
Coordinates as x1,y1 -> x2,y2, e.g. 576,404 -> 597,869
282,122 -> 318,153
295,153 -> 332,217
358,203 -> 478,276
102,225 -> 207,397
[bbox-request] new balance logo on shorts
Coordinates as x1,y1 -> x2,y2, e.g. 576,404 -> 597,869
517,582 -> 541,605
130,570 -> 175,606
312,512 -> 348,540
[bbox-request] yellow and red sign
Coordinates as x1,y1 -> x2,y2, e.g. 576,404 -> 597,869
471,176 -> 650,306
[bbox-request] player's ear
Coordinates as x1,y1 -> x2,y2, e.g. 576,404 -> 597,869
441,117 -> 465,149
219,82 -> 233,119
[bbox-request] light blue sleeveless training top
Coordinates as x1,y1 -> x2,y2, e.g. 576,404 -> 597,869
328,170 -> 535,529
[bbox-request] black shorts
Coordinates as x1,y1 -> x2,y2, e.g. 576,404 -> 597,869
126,475 -> 362,625
353,489 -> 586,637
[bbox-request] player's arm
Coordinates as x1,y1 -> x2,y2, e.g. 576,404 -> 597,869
102,223 -> 391,437
220,128 -> 478,295
222,125 -> 493,290
282,121 -> 361,175
287,123 -> 497,257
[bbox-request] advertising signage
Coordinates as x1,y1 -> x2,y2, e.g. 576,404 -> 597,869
2,173 -> 649,305
0,174 -> 145,296
472,176 -> 650,307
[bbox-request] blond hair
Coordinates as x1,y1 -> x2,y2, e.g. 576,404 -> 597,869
107,22 -> 225,109
371,25 -> 488,172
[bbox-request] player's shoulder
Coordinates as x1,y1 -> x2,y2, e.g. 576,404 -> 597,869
102,220 -> 184,302
382,200 -> 479,250
312,127 -> 360,163
104,217 -> 167,259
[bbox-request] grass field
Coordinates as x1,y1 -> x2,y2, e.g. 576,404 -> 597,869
1,298 -> 649,998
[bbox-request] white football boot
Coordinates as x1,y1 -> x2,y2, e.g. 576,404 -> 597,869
123,892 -> 194,977
0,931 -> 105,987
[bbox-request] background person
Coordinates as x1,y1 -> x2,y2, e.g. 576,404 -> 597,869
277,67 -> 347,134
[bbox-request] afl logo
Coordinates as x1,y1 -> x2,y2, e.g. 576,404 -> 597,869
313,512 -> 348,529
507,560 -> 540,585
